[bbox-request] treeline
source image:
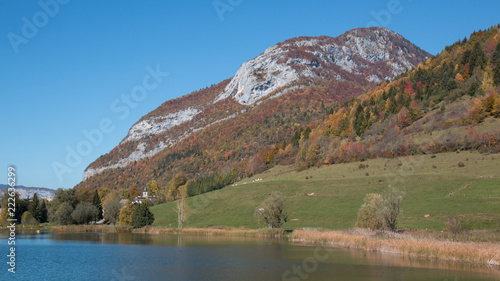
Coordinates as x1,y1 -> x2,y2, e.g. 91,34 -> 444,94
0,193 -> 48,225
0,188 -> 154,229
186,168 -> 238,197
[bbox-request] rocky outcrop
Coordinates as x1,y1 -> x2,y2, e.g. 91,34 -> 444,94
216,27 -> 429,105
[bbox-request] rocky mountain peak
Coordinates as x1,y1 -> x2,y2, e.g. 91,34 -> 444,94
216,27 -> 429,105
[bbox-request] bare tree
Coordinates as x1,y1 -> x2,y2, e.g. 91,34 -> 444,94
380,186 -> 404,231
174,186 -> 189,229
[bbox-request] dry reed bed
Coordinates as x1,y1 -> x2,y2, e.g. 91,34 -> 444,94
51,225 -> 131,233
290,229 -> 500,266
134,226 -> 284,237
51,225 -> 284,237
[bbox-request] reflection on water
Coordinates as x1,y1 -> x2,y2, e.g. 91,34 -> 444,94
0,230 -> 499,281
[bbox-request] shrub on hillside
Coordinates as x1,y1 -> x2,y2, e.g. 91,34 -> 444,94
355,186 -> 404,231
355,193 -> 384,229
358,163 -> 368,170
444,216 -> 463,234
255,192 -> 289,229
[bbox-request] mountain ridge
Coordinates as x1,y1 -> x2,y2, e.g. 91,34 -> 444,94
82,27 -> 430,184
0,185 -> 55,200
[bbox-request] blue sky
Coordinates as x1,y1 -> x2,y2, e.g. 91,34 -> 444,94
1,0 -> 499,189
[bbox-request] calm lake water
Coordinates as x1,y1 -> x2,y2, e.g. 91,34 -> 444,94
0,231 -> 499,281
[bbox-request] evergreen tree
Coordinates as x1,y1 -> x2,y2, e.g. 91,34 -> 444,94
469,42 -> 486,75
91,190 -> 103,221
28,193 -> 41,222
131,202 -> 155,228
353,104 -> 367,136
4,192 -> 28,222
492,43 -> 500,66
40,200 -> 48,223
494,61 -> 500,86
291,129 -> 302,147
493,43 -> 500,86
302,127 -> 311,140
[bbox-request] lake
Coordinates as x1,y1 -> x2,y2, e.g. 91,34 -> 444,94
1,231 -> 499,281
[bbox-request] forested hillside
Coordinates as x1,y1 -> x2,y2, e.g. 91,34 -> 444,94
75,26 -> 500,204
294,25 -> 500,170
76,27 -> 430,200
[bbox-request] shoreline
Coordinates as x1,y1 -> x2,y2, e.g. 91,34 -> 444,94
49,225 -> 285,237
47,225 -> 500,268
290,228 -> 500,268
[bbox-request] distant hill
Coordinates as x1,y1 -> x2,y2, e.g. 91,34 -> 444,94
0,185 -> 56,201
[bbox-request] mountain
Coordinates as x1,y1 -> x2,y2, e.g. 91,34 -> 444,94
79,27 -> 430,194
0,185 -> 56,201
216,27 -> 427,104
292,25 -> 500,170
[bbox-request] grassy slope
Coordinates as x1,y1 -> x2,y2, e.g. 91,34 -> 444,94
150,150 -> 500,230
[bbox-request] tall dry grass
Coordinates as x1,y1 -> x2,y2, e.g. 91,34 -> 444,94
290,228 -> 500,266
50,225 -> 285,238
133,226 -> 284,237
51,225 -> 131,233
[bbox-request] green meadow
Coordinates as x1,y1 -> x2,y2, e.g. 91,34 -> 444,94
150,151 -> 500,231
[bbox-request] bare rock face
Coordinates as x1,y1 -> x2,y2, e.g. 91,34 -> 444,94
216,27 -> 429,105
83,27 -> 430,181
215,45 -> 303,105
122,107 -> 201,143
